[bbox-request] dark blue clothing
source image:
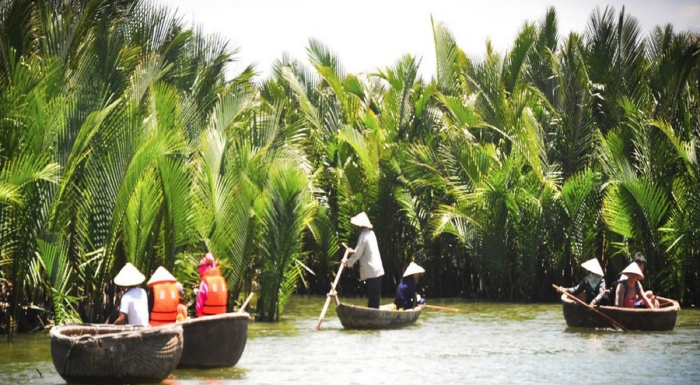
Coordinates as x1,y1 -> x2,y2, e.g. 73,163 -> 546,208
394,276 -> 417,309
366,276 -> 382,308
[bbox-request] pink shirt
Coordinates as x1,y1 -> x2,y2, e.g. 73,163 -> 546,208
195,281 -> 208,316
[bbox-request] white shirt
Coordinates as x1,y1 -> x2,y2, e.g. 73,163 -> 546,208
119,287 -> 149,326
346,228 -> 384,281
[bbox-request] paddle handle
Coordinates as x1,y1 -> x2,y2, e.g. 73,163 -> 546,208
553,284 -> 629,331
315,245 -> 349,330
423,304 -> 459,313
238,292 -> 254,313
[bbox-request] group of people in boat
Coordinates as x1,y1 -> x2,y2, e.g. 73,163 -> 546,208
562,252 -> 659,309
109,252 -> 228,326
341,212 -> 427,311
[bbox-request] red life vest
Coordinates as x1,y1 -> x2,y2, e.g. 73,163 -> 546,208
150,282 -> 179,326
202,268 -> 227,315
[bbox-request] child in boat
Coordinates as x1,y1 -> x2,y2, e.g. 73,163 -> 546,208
615,262 -> 657,309
112,263 -> 149,326
394,262 -> 426,310
342,212 -> 385,309
563,258 -> 606,306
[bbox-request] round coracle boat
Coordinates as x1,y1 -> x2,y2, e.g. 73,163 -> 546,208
561,294 -> 680,331
50,323 -> 183,384
177,312 -> 250,368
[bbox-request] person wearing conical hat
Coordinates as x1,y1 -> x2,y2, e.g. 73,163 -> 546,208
113,263 -> 149,326
562,258 -> 607,306
616,252 -> 658,307
146,266 -> 180,326
394,262 -> 426,310
342,212 -> 385,308
195,252 -> 228,317
615,262 -> 657,309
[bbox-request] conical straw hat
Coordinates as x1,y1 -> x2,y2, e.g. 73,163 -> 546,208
403,262 -> 426,277
114,263 -> 145,287
622,262 -> 644,279
147,266 -> 177,286
350,212 -> 373,229
581,258 -> 604,277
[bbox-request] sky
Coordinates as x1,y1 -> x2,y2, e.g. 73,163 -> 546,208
159,0 -> 700,81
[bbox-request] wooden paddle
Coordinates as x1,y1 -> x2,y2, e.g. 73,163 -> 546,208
238,292 -> 254,313
423,304 -> 459,313
315,244 -> 350,330
552,284 -> 628,331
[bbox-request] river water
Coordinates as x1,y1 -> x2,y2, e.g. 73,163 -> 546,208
2,297 -> 699,385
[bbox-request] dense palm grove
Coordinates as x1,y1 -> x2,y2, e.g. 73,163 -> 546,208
1,0 -> 699,332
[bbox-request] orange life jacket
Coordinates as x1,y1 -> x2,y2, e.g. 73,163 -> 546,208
202,268 -> 227,315
150,282 -> 179,326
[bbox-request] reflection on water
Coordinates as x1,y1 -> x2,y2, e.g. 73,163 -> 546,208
1,297 -> 699,384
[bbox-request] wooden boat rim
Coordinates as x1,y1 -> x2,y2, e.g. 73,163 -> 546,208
560,294 -> 680,313
336,302 -> 423,313
50,323 -> 182,341
177,312 -> 250,326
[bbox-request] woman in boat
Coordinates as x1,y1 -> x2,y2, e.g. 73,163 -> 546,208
394,262 -> 426,310
113,263 -> 149,326
615,262 -> 655,309
617,252 -> 659,308
563,258 -> 606,306
146,266 -> 180,326
342,212 -> 385,308
196,252 -> 228,317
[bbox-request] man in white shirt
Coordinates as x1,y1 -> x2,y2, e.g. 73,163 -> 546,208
112,263 -> 149,326
342,212 -> 385,308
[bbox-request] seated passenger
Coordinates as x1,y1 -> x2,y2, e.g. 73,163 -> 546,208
619,252 -> 658,308
564,258 -> 606,306
394,262 -> 425,310
615,262 -> 656,309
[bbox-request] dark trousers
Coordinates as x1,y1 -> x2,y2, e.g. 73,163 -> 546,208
366,276 -> 382,308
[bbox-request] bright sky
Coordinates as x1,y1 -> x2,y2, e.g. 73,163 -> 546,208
160,0 -> 700,81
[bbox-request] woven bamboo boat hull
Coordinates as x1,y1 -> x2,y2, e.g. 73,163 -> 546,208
335,302 -> 421,329
50,324 -> 183,384
561,294 -> 680,331
177,312 -> 249,368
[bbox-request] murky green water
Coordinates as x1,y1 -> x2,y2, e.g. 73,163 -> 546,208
2,297 -> 700,385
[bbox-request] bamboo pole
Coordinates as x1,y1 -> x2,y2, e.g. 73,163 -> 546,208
553,284 -> 628,331
238,292 -> 254,313
423,304 -> 459,313
315,244 -> 349,330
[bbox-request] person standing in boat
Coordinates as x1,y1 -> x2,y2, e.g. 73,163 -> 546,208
563,258 -> 606,306
394,262 -> 426,310
146,266 -> 180,326
615,262 -> 656,309
342,212 -> 385,309
196,252 -> 228,317
112,263 -> 149,326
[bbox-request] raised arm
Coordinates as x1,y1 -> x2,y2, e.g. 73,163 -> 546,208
346,231 -> 367,267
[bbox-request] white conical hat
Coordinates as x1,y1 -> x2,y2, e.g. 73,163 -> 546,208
581,258 -> 604,277
147,266 -> 177,286
350,212 -> 373,229
114,263 -> 145,287
403,262 -> 426,277
622,262 -> 644,279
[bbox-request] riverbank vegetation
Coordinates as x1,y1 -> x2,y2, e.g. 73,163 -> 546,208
1,0 -> 699,333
